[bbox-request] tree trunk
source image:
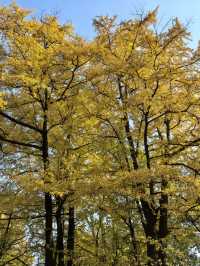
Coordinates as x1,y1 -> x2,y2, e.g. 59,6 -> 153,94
67,207 -> 75,266
56,197 -> 65,266
43,88 -> 54,266
158,179 -> 168,266
45,193 -> 54,266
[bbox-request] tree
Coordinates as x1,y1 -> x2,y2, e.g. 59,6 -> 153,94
88,9 -> 200,265
0,3 -> 92,265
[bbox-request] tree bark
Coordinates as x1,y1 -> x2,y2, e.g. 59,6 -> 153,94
67,207 -> 75,266
43,88 -> 55,266
56,197 -> 65,266
45,193 -> 54,266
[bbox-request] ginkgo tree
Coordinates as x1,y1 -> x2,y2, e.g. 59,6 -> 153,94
85,9 -> 200,266
0,3 -> 94,266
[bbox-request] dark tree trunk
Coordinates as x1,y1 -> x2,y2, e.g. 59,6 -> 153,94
56,197 -> 65,266
43,88 -> 54,266
67,207 -> 75,266
45,193 -> 54,266
158,179 -> 168,266
140,199 -> 158,265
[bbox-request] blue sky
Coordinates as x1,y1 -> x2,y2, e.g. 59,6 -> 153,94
1,0 -> 200,48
